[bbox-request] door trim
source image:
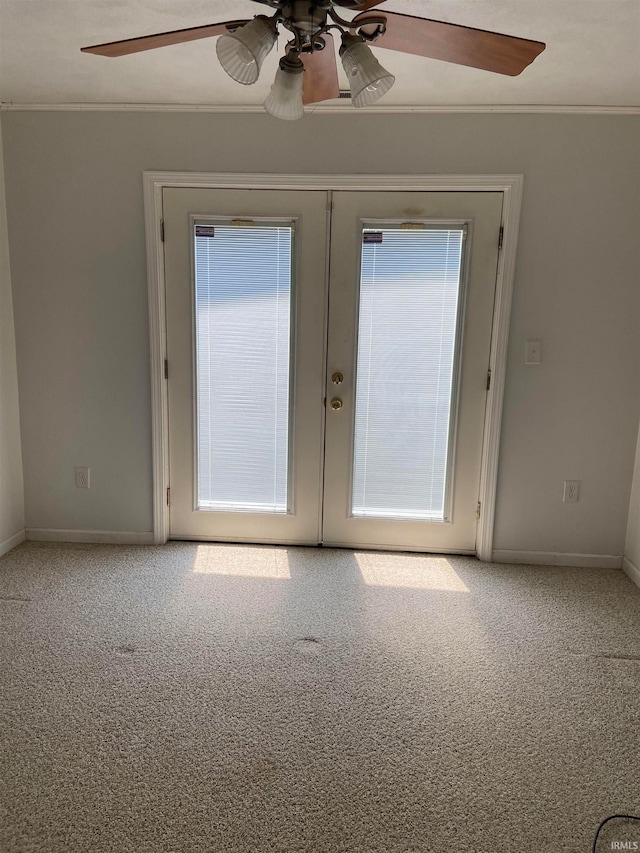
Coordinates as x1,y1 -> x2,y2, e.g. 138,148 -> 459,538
143,171 -> 524,560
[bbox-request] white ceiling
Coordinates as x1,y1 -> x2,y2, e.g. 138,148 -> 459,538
1,0 -> 639,109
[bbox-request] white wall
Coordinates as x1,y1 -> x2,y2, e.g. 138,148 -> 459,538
1,111 -> 638,556
624,426 -> 640,584
0,124 -> 25,555
623,197 -> 640,586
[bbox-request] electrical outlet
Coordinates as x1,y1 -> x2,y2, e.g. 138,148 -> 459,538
563,480 -> 580,503
75,467 -> 90,489
525,339 -> 542,364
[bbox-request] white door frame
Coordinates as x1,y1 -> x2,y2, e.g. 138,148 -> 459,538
143,171 -> 524,561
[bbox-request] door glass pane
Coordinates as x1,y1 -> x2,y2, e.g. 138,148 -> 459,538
352,227 -> 465,521
194,223 -> 293,513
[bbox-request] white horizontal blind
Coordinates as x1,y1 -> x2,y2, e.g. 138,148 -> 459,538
194,223 -> 293,513
352,227 -> 465,520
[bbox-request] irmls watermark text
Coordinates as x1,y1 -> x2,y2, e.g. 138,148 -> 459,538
609,843 -> 639,850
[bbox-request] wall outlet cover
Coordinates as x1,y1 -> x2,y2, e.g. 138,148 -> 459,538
75,467 -> 90,488
563,480 -> 580,503
525,339 -> 542,364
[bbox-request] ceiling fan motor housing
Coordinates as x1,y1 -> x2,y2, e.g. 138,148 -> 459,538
280,1 -> 329,36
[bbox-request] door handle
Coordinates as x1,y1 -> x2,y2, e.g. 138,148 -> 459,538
330,397 -> 343,411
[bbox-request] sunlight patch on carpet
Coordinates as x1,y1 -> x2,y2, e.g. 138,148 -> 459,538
192,544 -> 291,578
355,552 -> 469,591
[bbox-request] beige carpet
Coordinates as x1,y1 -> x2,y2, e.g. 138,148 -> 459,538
1,541 -> 639,853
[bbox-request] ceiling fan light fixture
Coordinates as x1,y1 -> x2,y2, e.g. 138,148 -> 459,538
340,33 -> 395,108
264,54 -> 305,121
215,15 -> 278,85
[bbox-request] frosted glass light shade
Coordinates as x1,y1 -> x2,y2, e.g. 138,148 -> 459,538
216,16 -> 277,85
264,66 -> 304,120
341,40 -> 395,107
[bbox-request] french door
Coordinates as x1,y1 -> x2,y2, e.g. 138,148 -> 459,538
163,187 -> 502,552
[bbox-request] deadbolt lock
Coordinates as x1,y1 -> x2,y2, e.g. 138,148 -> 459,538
331,372 -> 344,385
330,397 -> 343,411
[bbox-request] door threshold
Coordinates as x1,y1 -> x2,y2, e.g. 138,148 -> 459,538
169,534 -> 474,556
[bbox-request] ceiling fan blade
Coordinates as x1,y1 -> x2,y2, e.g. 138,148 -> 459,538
81,20 -> 249,57
353,11 -> 545,76
300,35 -> 340,105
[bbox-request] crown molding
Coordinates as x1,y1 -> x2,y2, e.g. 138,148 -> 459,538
1,102 -> 638,115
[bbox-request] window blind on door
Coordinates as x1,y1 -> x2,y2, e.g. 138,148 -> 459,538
194,223 -> 293,513
352,227 -> 465,521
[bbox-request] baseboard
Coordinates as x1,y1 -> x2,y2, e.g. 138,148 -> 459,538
622,556 -> 640,589
0,528 -> 26,558
491,549 -> 623,569
26,529 -> 155,545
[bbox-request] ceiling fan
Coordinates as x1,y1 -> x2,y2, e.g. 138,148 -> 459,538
81,1 -> 546,120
